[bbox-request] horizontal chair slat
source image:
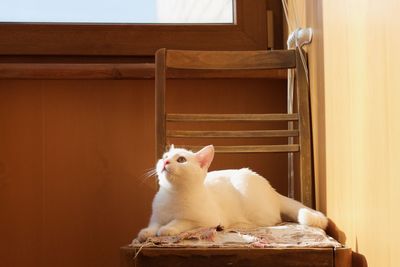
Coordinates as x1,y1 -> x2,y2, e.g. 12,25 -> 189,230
166,113 -> 299,122
167,145 -> 300,153
166,50 -> 296,70
167,130 -> 299,138
167,68 -> 288,79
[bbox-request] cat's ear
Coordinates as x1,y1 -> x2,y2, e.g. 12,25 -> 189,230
169,144 -> 175,151
195,145 -> 215,170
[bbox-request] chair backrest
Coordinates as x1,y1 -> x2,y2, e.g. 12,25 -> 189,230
155,48 -> 313,208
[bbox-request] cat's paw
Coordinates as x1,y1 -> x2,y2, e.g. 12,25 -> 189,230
298,208 -> 328,230
157,226 -> 179,237
137,228 -> 157,242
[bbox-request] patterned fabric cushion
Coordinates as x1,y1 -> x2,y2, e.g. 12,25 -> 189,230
131,223 -> 342,248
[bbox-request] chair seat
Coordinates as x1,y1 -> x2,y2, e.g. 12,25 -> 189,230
120,246 -> 351,267
121,223 -> 351,267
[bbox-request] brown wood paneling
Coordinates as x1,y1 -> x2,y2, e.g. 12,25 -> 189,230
40,82 -> 157,266
0,77 -> 287,267
0,87 -> 44,267
266,0 -> 285,49
0,63 -> 288,80
0,81 -> 157,267
0,55 -> 154,64
0,63 -> 155,80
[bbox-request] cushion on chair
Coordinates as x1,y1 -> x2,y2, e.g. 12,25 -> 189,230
131,223 -> 342,249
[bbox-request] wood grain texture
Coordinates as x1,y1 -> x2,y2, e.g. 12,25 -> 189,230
0,63 -> 155,80
295,48 -> 313,208
167,129 -> 299,138
166,49 -> 296,70
171,145 -> 300,153
0,88 -> 44,267
166,113 -> 299,122
120,247 -> 335,267
0,0 -> 267,56
0,78 -> 289,267
0,81 -> 157,267
334,248 -> 352,267
266,0 -> 284,49
299,0 -> 327,215
167,68 -> 288,79
0,63 -> 288,80
155,49 -> 167,160
0,55 -> 154,63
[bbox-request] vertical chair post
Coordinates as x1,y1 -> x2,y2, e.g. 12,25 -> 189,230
155,48 -> 167,161
295,48 -> 313,208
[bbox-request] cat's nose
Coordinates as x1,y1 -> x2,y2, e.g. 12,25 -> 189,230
163,160 -> 170,168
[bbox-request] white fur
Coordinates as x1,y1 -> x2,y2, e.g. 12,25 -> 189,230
137,145 -> 328,242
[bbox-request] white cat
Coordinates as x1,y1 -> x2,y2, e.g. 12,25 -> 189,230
137,145 -> 328,242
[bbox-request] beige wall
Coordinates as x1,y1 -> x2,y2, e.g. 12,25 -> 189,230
289,1 -> 400,266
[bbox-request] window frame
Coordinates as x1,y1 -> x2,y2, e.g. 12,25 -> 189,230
0,0 -> 268,56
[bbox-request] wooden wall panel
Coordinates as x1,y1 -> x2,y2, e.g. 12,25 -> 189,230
0,87 -> 44,267
290,1 -> 400,267
0,78 -> 287,267
41,83 -> 157,267
0,81 -> 157,267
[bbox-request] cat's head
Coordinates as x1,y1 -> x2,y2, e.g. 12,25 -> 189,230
156,145 -> 215,189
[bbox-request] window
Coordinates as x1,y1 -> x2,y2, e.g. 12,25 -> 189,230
0,0 -> 268,56
1,0 -> 234,24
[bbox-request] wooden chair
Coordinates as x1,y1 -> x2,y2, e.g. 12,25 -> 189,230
120,48 -> 351,267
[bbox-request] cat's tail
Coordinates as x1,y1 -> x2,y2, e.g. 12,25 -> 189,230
278,195 -> 328,229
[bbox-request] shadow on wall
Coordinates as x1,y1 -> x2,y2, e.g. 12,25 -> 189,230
352,237 -> 368,267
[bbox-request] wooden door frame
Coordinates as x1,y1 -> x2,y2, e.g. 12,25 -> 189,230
0,0 -> 268,56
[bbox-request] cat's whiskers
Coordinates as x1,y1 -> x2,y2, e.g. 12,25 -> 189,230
138,167 -> 158,185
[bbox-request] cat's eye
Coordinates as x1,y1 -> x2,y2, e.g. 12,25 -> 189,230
176,156 -> 187,163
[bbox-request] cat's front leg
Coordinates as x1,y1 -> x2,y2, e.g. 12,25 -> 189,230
137,223 -> 161,242
157,219 -> 196,237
